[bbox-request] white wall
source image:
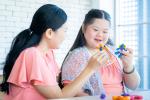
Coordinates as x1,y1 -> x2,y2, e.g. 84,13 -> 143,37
98,0 -> 116,44
48,0 -> 93,67
0,0 -> 95,71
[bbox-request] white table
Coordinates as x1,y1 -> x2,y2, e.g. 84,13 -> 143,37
50,90 -> 150,100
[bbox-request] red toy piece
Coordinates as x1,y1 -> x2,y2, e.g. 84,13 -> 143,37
130,95 -> 143,100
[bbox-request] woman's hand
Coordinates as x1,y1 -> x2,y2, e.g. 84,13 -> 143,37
120,48 -> 134,72
120,48 -> 140,90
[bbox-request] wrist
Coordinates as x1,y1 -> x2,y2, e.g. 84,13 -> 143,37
85,66 -> 95,73
123,66 -> 135,74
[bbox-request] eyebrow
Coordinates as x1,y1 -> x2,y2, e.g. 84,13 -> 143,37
92,26 -> 109,30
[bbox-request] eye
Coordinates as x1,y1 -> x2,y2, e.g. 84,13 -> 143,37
103,31 -> 108,34
93,28 -> 98,31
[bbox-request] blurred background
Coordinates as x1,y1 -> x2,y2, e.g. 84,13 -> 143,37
0,0 -> 150,90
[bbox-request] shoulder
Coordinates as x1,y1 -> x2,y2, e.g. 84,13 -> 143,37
24,46 -> 38,53
17,47 -> 42,62
21,47 -> 40,56
62,47 -> 89,74
70,47 -> 88,55
69,47 -> 89,58
63,47 -> 90,64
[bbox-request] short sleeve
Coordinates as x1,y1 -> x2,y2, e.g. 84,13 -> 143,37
61,48 -> 90,84
7,47 -> 58,87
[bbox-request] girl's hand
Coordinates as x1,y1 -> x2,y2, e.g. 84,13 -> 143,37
87,51 -> 109,70
120,48 -> 134,71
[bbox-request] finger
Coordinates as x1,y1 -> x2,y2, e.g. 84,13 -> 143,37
120,55 -> 127,62
93,51 -> 104,59
121,48 -> 133,56
120,55 -> 124,60
100,56 -> 109,65
97,54 -> 109,64
92,50 -> 100,57
97,53 -> 105,61
121,50 -> 129,56
104,45 -> 112,57
126,48 -> 133,54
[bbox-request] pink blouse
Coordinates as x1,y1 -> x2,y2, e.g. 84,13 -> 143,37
99,54 -> 123,95
4,47 -> 59,100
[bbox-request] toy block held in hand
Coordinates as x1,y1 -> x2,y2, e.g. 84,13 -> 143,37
115,44 -> 127,58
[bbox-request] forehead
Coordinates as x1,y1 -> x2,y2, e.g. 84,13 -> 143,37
88,18 -> 110,29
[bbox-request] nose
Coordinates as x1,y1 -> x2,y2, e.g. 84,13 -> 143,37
97,31 -> 103,36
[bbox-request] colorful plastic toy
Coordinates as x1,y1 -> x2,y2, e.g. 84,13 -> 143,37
130,95 -> 143,100
97,44 -> 104,51
112,95 -> 130,100
112,94 -> 143,100
121,93 -> 130,96
115,44 -> 127,58
100,93 -> 106,100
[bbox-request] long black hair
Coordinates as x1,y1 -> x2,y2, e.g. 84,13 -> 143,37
70,9 -> 113,51
0,4 -> 67,94
58,9 -> 113,88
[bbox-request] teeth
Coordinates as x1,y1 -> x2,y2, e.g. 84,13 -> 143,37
95,39 -> 102,41
95,39 -> 101,42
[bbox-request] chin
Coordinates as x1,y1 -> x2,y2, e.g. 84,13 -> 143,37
52,46 -> 58,49
49,46 -> 59,49
55,46 -> 60,49
55,47 -> 59,49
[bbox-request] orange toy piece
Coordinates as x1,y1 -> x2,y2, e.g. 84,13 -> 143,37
112,96 -> 130,100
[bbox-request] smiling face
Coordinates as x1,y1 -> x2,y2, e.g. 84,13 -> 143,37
84,18 -> 110,49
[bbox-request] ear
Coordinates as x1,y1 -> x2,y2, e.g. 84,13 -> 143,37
45,28 -> 54,39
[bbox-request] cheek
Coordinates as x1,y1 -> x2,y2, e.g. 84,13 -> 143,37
61,32 -> 65,41
103,34 -> 109,42
85,30 -> 96,39
58,32 -> 65,43
84,33 -> 92,43
104,35 -> 108,39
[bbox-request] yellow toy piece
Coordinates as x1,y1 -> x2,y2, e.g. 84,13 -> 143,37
96,44 -> 104,51
97,44 -> 112,59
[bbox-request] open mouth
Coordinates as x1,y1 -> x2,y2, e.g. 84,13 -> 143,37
95,39 -> 102,42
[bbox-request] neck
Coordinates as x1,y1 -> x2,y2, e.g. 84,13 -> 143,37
37,40 -> 49,54
85,46 -> 98,55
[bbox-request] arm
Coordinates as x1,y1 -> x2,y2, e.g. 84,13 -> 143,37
33,63 -> 95,98
61,49 -> 92,97
33,51 -> 102,99
123,66 -> 140,90
121,48 -> 140,89
63,82 -> 89,96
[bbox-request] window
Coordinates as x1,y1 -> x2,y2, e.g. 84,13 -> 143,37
115,0 -> 150,89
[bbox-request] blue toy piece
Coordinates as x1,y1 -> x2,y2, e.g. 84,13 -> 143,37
115,44 -> 127,58
97,44 -> 104,51
100,93 -> 106,100
121,93 -> 130,96
99,47 -> 103,51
